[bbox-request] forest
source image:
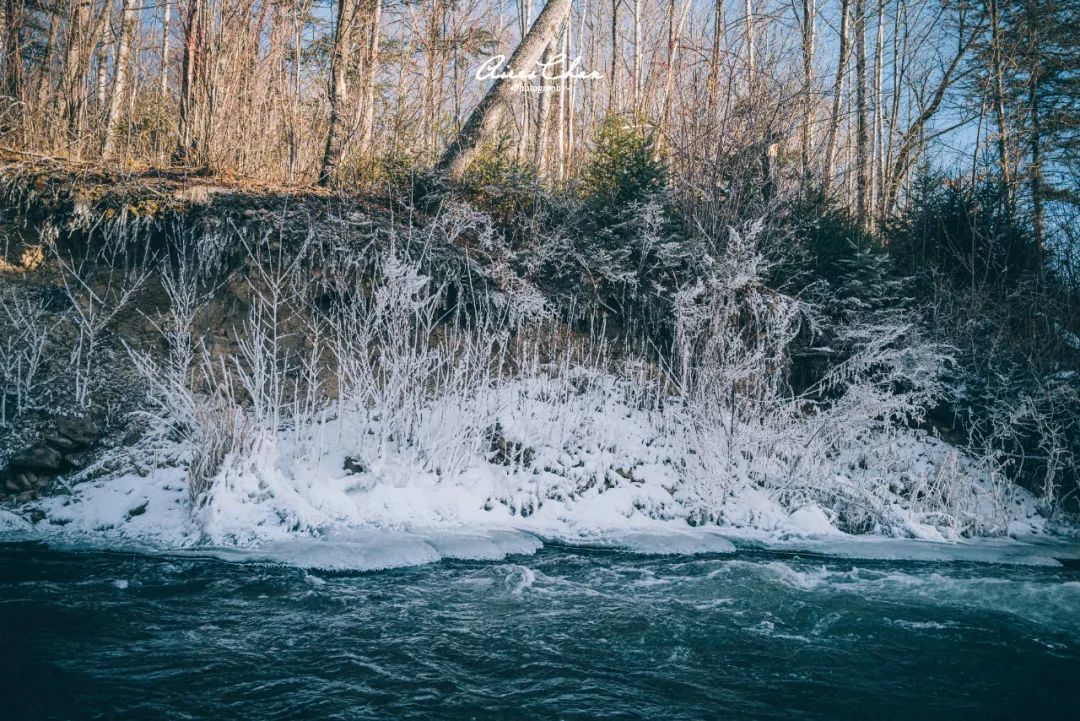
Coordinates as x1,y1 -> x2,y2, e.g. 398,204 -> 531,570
0,0 -> 1078,539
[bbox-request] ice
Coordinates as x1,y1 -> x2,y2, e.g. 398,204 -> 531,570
418,531 -> 510,561
580,530 -> 737,555
418,528 -> 543,561
198,531 -> 444,571
170,527 -> 546,572
726,533 -> 1080,567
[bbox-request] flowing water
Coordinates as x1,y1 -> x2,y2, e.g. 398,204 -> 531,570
1,541 -> 1078,720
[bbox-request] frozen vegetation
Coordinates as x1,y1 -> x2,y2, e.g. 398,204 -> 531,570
1,188 -> 1068,570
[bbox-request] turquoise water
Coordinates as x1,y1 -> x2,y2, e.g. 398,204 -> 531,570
1,542 -> 1078,720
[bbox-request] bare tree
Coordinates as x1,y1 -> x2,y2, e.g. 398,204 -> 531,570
357,0 -> 383,157
880,11 -> 982,216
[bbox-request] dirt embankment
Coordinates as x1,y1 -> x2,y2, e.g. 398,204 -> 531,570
0,159 -> 502,507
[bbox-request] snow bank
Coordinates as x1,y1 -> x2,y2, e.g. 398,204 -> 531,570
4,371 -> 1060,572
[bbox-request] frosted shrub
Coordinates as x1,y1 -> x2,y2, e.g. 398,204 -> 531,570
52,227 -> 151,408
117,206 -> 1014,539
0,286 -> 51,424
672,222 -> 807,505
126,255 -> 261,500
668,222 -> 975,533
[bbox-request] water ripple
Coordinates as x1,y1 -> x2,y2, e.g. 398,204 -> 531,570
1,544 -> 1078,720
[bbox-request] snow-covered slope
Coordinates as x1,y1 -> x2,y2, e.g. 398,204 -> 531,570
2,370 -> 1059,570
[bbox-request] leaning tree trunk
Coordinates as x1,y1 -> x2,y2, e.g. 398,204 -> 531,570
437,0 -> 573,180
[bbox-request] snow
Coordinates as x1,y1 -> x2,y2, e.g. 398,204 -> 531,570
786,505 -> 838,535
38,467 -> 196,546
0,507 -> 28,532
4,381 -> 1066,571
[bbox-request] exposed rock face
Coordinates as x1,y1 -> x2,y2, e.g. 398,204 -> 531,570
9,445 -> 63,473
54,417 -> 100,449
0,416 -> 102,505
486,422 -> 535,468
126,501 -> 148,519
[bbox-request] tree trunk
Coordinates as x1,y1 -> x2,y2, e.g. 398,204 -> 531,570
872,0 -> 884,223
743,0 -> 755,91
94,44 -> 107,107
62,1 -> 109,151
515,0 -> 531,162
1029,77 -> 1044,256
557,23 -> 568,180
607,0 -> 618,113
103,0 -> 137,159
657,0 -> 693,152
799,0 -> 815,181
437,0 -> 574,180
61,1 -> 88,139
705,0 -> 723,119
632,0 -> 641,112
161,0 -> 171,98
318,0 -> 359,186
358,0 -> 382,156
986,0 -> 1011,210
823,0 -> 850,191
0,0 -> 25,141
176,0 -> 207,164
534,43 -> 553,174
1,0 -> 23,104
854,0 -> 869,227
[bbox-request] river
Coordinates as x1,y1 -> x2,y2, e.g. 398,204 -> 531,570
1,541 -> 1078,720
